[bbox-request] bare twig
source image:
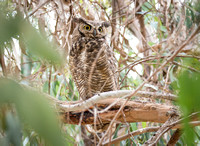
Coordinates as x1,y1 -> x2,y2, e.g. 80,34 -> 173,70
144,114 -> 179,146
103,121 -> 200,146
102,112 -> 200,145
103,127 -> 160,146
26,0 -> 50,18
173,61 -> 200,73
98,25 -> 200,145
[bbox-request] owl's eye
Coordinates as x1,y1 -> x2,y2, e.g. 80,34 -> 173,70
84,25 -> 91,30
98,27 -> 103,32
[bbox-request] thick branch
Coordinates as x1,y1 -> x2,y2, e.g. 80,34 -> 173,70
23,85 -> 200,145
98,25 -> 200,145
60,98 -> 175,125
22,85 -> 177,125
59,90 -> 177,112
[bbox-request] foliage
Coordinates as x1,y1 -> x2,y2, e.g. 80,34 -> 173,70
0,2 -> 70,146
0,79 -> 67,146
0,0 -> 199,145
178,69 -> 200,145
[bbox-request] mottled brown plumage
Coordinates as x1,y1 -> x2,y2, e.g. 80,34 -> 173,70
69,17 -> 118,100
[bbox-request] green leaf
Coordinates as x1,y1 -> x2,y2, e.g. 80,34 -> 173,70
43,81 -> 49,93
142,2 -> 152,11
21,22 -> 63,65
160,25 -> 167,32
178,71 -> 200,144
0,78 -> 67,146
178,71 -> 200,113
148,41 -> 156,46
142,122 -> 146,128
0,7 -> 63,65
130,123 -> 137,132
113,124 -> 121,139
52,80 -> 59,96
0,11 -> 22,46
5,112 -> 21,146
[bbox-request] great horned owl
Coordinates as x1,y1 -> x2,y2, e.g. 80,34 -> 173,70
69,17 -> 118,100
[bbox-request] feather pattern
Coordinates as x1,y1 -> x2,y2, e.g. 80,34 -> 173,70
69,18 -> 118,100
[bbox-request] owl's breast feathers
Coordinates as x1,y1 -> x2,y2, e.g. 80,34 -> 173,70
69,37 -> 118,100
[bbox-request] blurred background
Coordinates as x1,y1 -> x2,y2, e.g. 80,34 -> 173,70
0,0 -> 200,145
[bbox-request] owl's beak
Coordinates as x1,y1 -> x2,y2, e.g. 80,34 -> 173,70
93,29 -> 97,36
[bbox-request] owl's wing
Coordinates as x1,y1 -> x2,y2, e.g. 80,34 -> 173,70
105,44 -> 119,90
69,55 -> 89,100
69,38 -> 90,100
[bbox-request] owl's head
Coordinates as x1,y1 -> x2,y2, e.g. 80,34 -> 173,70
73,17 -> 110,39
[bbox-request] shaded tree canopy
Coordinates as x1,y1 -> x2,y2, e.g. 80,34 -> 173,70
0,0 -> 200,145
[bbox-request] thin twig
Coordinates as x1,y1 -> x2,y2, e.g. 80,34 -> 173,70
144,115 -> 178,146
103,127 -> 160,146
103,113 -> 200,146
173,61 -> 200,73
98,25 -> 200,145
26,0 -> 50,18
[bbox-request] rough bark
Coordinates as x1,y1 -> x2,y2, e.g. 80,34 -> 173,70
59,98 -> 175,125
30,86 -> 177,125
167,129 -> 182,146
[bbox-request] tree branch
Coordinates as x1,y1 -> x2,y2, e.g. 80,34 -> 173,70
59,90 -> 177,112
144,114 -> 179,146
98,24 -> 200,145
26,0 -> 50,18
22,84 -> 200,145
59,98 -> 175,125
23,85 -> 177,125
103,121 -> 200,146
167,129 -> 182,146
103,127 -> 160,146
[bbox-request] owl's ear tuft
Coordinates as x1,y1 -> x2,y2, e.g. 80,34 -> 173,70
102,21 -> 110,27
72,17 -> 80,23
72,17 -> 87,24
